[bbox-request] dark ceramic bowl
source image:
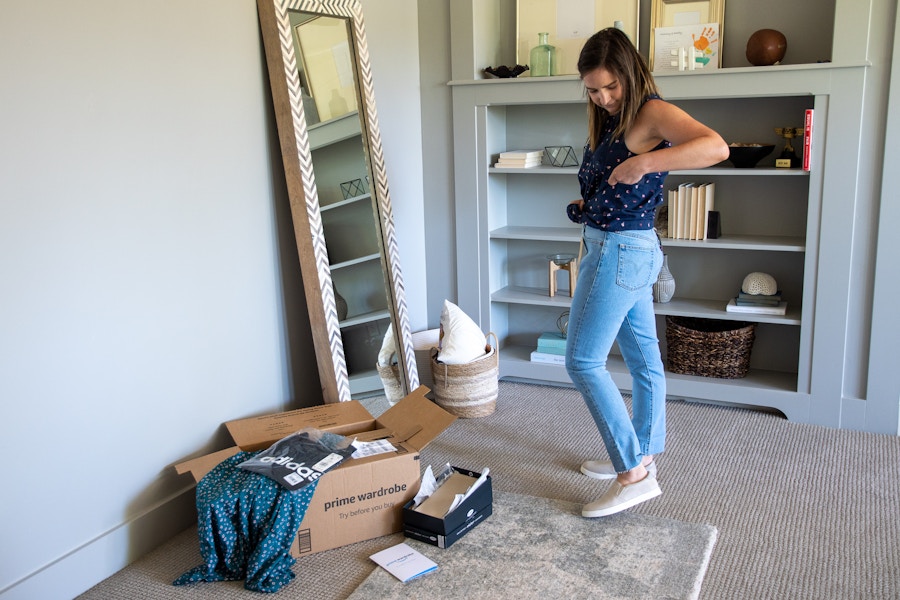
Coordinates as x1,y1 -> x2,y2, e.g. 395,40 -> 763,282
728,144 -> 776,168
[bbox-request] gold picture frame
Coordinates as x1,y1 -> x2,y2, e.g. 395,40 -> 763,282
516,0 -> 640,76
649,0 -> 725,71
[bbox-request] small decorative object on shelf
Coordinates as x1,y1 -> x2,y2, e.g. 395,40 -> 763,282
774,127 -> 804,168
556,310 -> 569,338
746,29 -> 787,66
653,254 -> 676,303
742,272 -> 777,295
654,205 -> 669,238
333,284 -> 349,321
727,273 -> 787,315
707,210 -> 721,239
483,65 -> 529,78
543,146 -> 578,167
529,32 -> 556,77
340,178 -> 366,199
547,253 -> 577,297
727,143 -> 775,168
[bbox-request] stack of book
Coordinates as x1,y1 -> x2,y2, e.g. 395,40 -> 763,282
666,182 -> 715,240
530,332 -> 567,365
494,149 -> 543,168
725,290 -> 788,315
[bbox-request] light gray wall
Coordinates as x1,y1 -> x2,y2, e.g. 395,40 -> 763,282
0,1 -> 425,598
418,0 -> 457,327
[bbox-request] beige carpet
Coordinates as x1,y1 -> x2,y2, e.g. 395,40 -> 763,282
347,490 -> 716,600
78,380 -> 900,599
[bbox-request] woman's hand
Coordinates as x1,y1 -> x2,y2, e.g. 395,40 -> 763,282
608,155 -> 649,186
566,199 -> 584,223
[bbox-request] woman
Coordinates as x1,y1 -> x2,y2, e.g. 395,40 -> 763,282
565,28 -> 728,518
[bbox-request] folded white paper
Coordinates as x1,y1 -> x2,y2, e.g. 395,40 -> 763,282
446,467 -> 490,515
369,543 -> 438,583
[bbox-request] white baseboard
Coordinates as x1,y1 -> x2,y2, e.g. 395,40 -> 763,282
0,485 -> 196,600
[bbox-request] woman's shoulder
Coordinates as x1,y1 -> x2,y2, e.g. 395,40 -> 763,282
641,94 -> 667,108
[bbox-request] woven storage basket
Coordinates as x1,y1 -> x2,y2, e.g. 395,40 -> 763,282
430,333 -> 499,418
665,316 -> 756,379
376,356 -> 404,405
411,328 -> 440,394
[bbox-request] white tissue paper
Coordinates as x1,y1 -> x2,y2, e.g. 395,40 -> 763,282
412,463 -> 455,508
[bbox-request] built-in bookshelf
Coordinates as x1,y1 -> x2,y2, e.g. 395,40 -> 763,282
448,4 -> 881,423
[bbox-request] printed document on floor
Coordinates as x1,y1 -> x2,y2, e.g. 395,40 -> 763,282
369,543 -> 438,583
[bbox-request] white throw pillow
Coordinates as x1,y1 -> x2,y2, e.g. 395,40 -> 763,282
437,300 -> 486,364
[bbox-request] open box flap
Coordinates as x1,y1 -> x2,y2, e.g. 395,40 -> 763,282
376,386 -> 456,452
174,446 -> 241,481
224,400 -> 374,452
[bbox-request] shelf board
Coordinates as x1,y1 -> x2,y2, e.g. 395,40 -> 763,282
331,252 -> 380,270
654,298 -> 802,325
662,234 -> 805,252
492,286 -> 801,325
491,225 -> 581,242
491,226 -> 804,252
340,309 -> 390,328
492,285 -> 575,309
499,344 -> 805,419
489,166 -> 810,176
349,368 -> 383,396
672,167 -> 810,176
490,165 -> 578,175
308,111 -> 361,150
320,193 -> 372,212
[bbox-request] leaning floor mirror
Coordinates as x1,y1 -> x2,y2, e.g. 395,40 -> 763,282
257,0 -> 418,403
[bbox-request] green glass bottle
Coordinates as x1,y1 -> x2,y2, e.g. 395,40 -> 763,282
529,32 -> 556,77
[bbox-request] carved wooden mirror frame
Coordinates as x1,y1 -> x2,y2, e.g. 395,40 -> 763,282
257,0 -> 418,402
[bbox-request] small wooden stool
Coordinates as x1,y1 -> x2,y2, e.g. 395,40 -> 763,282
548,256 -> 578,297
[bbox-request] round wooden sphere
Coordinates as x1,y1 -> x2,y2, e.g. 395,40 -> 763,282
746,29 -> 787,66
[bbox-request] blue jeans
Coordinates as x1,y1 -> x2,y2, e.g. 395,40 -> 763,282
565,226 -> 666,473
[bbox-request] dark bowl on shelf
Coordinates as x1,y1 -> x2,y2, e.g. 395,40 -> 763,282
727,144 -> 776,168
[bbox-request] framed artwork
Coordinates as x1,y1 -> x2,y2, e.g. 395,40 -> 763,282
516,0 -> 640,76
652,23 -> 720,73
650,0 -> 725,71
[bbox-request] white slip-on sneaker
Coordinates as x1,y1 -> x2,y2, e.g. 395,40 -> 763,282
580,459 -> 657,480
582,473 -> 662,518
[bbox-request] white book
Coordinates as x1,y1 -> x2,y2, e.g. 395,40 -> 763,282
499,149 -> 543,159
494,158 -> 542,168
666,189 -> 677,238
531,350 -> 566,365
369,543 -> 438,583
689,184 -> 700,240
725,298 -> 788,315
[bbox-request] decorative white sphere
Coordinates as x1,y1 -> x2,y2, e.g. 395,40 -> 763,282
742,272 -> 777,295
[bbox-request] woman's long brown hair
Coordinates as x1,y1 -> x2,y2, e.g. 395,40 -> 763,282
577,28 -> 660,151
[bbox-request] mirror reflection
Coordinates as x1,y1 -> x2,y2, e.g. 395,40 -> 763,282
289,10 -> 401,397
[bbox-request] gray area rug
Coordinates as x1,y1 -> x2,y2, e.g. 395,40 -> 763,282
347,490 -> 717,600
77,381 -> 900,600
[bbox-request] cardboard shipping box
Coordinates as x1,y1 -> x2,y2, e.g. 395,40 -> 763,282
175,386 -> 455,556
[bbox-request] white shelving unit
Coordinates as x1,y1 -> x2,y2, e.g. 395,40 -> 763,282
447,48 -> 879,422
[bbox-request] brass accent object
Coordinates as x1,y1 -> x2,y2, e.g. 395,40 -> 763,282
774,127 -> 804,168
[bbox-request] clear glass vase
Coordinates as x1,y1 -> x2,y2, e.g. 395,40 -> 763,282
529,32 -> 556,77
